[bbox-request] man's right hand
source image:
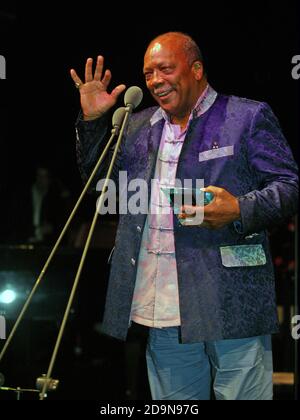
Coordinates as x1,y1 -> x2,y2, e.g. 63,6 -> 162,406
70,56 -> 126,121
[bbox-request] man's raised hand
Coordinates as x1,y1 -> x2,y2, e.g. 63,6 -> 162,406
70,56 -> 126,121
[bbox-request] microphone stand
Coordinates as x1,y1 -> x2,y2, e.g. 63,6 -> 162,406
294,214 -> 298,400
0,108 -> 125,368
38,88 -> 142,400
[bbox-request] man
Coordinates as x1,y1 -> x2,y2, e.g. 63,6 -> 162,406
9,165 -> 70,245
71,32 -> 298,400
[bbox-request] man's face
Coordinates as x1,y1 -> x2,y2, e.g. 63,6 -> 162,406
143,39 -> 199,119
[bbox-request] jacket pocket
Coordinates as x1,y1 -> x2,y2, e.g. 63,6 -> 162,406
199,145 -> 234,162
220,244 -> 266,267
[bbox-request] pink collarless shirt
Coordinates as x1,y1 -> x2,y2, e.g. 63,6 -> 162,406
130,85 -> 218,328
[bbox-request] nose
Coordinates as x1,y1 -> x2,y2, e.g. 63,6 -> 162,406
149,69 -> 163,87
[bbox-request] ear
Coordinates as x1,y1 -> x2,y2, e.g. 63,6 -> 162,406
192,61 -> 203,80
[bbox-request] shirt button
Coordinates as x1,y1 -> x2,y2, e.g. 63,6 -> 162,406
131,258 -> 136,266
136,226 -> 142,232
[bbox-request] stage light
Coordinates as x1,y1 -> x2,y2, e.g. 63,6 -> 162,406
0,289 -> 17,304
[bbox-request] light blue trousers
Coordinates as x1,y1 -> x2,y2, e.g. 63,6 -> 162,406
146,327 -> 273,400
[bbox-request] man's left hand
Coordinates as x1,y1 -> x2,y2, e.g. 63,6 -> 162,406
179,186 -> 241,229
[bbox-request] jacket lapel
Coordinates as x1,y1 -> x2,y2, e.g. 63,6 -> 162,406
146,118 -> 164,181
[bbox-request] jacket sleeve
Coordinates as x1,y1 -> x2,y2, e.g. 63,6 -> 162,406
75,111 -> 124,193
238,102 -> 298,234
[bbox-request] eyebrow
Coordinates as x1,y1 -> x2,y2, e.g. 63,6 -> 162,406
143,61 -> 173,73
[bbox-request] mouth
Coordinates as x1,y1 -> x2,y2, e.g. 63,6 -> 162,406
154,88 -> 173,98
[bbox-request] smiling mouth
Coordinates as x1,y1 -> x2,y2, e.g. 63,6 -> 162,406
154,88 -> 173,98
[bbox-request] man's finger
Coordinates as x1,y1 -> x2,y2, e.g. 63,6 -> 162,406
70,69 -> 82,84
111,84 -> 127,100
85,57 -> 94,82
101,69 -> 112,89
94,55 -> 104,81
70,69 -> 83,89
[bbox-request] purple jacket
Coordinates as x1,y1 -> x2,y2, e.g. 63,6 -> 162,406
76,94 -> 298,343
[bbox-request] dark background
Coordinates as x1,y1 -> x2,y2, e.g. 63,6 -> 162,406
0,0 -> 299,401
0,1 -> 298,196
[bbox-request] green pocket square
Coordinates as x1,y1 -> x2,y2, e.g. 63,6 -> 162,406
220,244 -> 267,267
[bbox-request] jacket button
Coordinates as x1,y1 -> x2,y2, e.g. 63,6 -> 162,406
131,258 -> 136,266
136,226 -> 142,232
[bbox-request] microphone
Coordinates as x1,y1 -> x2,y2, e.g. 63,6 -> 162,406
111,107 -> 126,136
124,86 -> 143,112
95,87 -> 143,216
0,96 -> 138,400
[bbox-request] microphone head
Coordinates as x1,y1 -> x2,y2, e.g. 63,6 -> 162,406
112,107 -> 126,128
124,86 -> 143,110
